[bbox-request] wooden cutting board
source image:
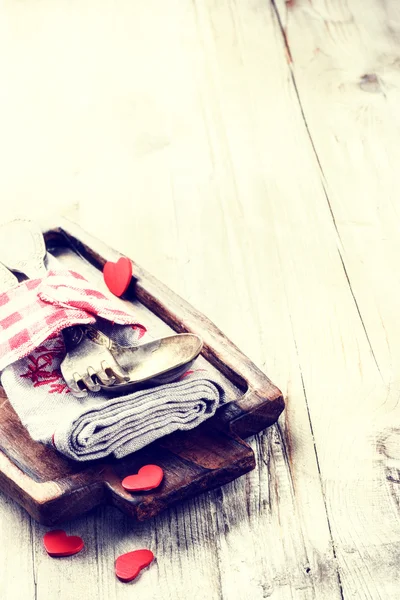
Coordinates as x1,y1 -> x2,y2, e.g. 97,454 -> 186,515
0,219 -> 284,525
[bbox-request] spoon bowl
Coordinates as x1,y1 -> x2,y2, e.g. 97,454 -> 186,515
95,331 -> 203,393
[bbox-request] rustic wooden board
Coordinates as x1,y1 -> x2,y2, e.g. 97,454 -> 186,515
0,221 -> 284,525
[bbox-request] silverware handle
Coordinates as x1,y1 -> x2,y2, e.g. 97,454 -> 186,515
61,326 -> 86,352
0,263 -> 19,293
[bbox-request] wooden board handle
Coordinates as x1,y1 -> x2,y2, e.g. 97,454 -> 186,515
48,220 -> 285,439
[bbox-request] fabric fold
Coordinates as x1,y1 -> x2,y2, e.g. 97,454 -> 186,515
53,376 -> 222,460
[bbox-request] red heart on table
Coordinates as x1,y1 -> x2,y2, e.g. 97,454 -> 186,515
115,549 -> 154,583
103,257 -> 132,297
43,530 -> 84,558
122,464 -> 164,492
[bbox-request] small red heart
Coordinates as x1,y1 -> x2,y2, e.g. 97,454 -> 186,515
43,530 -> 84,558
122,464 -> 164,492
103,257 -> 132,297
115,549 -> 154,583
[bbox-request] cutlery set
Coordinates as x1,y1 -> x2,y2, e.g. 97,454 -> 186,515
0,220 -> 203,398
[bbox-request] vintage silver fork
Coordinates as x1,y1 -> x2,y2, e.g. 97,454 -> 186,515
60,325 -> 130,396
0,219 -> 130,397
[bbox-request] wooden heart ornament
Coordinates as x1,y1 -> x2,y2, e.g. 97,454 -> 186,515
103,257 -> 132,297
43,530 -> 84,557
122,465 -> 164,492
115,549 -> 154,582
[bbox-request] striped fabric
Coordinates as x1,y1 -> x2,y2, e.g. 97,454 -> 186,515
0,269 -> 139,371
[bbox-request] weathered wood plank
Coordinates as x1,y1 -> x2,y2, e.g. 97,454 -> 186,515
273,0 -> 400,383
270,0 -> 400,597
0,498 -> 36,600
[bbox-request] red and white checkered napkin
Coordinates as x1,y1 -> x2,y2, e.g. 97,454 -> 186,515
0,269 -> 138,371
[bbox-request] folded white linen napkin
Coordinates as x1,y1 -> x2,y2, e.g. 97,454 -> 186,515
0,256 -> 223,461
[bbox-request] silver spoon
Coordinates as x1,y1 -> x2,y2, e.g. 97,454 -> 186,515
83,326 -> 202,393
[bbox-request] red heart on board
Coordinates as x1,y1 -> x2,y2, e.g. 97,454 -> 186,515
43,530 -> 84,558
115,549 -> 154,583
122,464 -> 164,492
103,257 -> 132,297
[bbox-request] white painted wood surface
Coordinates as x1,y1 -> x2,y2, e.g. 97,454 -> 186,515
0,0 -> 399,598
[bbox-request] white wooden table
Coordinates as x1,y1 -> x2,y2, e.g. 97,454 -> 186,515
1,0 -> 400,598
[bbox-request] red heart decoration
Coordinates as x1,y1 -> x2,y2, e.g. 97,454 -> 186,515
43,530 -> 84,558
103,257 -> 132,297
122,464 -> 164,492
115,549 -> 154,583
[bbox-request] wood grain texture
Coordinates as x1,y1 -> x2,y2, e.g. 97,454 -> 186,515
0,0 -> 399,598
0,495 -> 36,600
270,1 -> 400,598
